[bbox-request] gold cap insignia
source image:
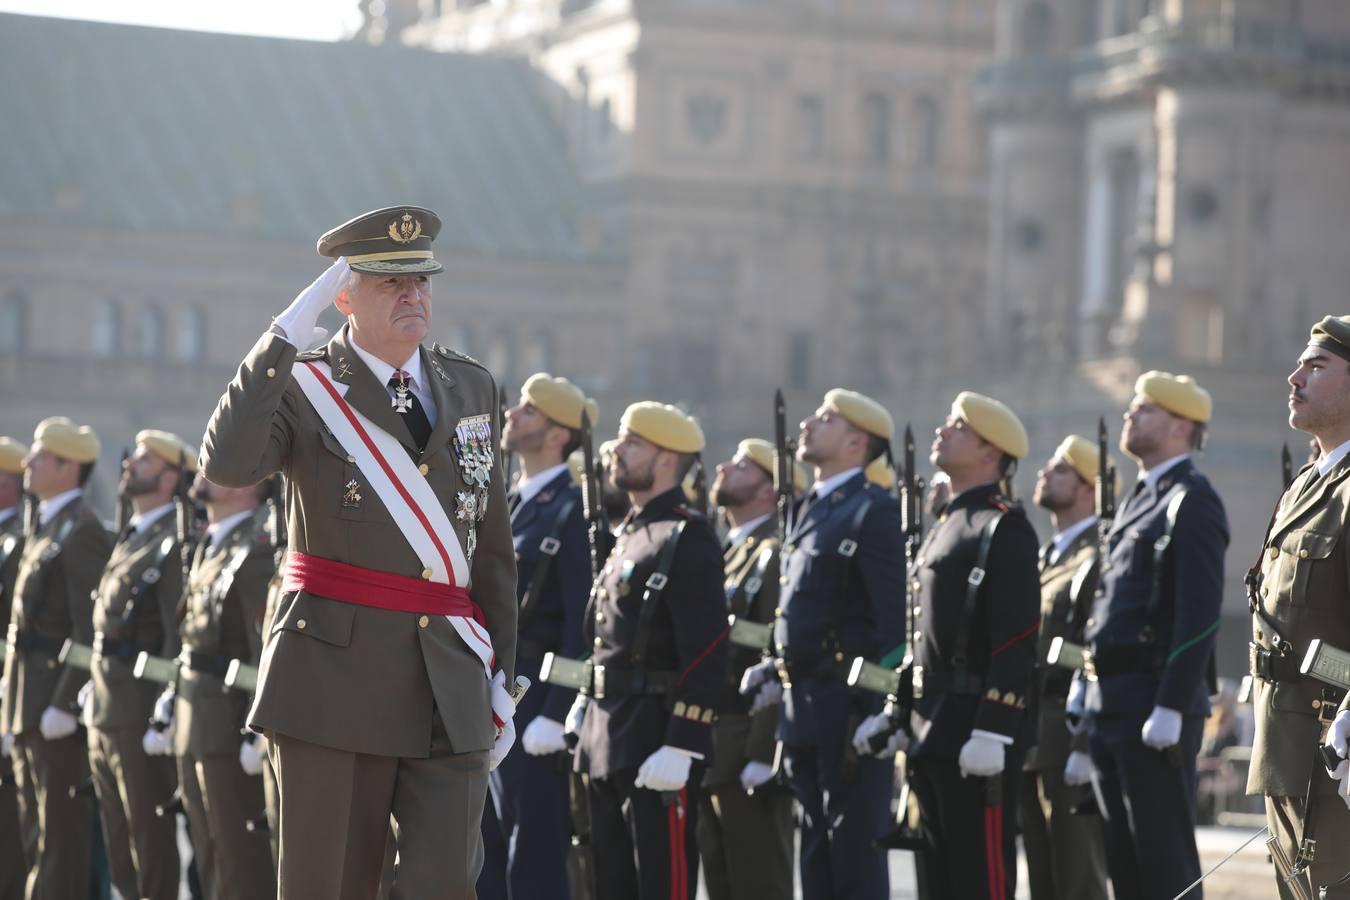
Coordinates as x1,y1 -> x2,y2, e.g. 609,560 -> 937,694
388,213 -> 423,245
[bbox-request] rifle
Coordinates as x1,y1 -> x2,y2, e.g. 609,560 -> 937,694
113,448 -> 130,534
1282,443 -> 1294,491
500,385 -> 515,490
578,410 -> 612,582
773,389 -> 795,541
689,458 -> 709,519
1096,417 -> 1117,549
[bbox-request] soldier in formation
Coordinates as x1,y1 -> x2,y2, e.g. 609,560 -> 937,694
0,438 -> 29,900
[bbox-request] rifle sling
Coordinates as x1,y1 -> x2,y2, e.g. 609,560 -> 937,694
950,511 -> 1005,694
629,521 -> 687,667
824,497 -> 875,657
517,496 -> 579,634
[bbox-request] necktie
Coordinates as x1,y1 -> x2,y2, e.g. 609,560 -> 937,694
388,371 -> 433,451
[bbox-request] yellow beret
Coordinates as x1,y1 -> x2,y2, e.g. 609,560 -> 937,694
32,417 -> 100,464
1135,371 -> 1211,424
952,392 -> 1029,459
865,456 -> 896,490
1052,435 -> 1100,485
619,403 -> 705,454
824,389 -> 894,441
135,430 -> 198,473
1310,315 -> 1350,362
0,437 -> 26,474
521,373 -> 599,431
736,438 -> 807,493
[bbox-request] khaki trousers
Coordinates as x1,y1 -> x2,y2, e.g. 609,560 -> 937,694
1266,774 -> 1350,899
1019,767 -> 1108,900
179,751 -> 275,900
89,724 -> 180,900
0,757 -> 29,900
11,730 -> 92,900
695,783 -> 793,900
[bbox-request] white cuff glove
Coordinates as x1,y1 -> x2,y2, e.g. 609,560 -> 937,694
38,706 -> 78,741
1,733 -> 12,758
634,745 -> 693,792
239,738 -> 265,776
77,681 -> 94,727
739,660 -> 777,696
958,732 -> 1008,778
852,712 -> 907,758
739,761 -> 774,792
522,717 -> 567,756
1065,676 -> 1088,735
564,694 -> 590,739
749,679 -> 782,715
141,726 -> 173,757
1064,750 -> 1095,787
273,258 -> 349,349
490,717 -> 516,772
1141,706 -> 1182,750
1324,709 -> 1350,760
152,688 -> 175,727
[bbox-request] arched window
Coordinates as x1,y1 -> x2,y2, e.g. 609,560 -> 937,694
1021,2 -> 1055,56
914,96 -> 941,166
132,304 -> 164,360
0,291 -> 28,352
92,300 -> 122,358
175,307 -> 207,361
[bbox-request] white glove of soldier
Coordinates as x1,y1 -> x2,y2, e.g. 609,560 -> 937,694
1324,709 -> 1350,761
1063,750 -> 1096,787
77,681 -> 94,727
958,731 -> 1007,778
852,712 -> 907,758
1065,675 -> 1088,736
152,688 -> 175,727
564,693 -> 590,740
739,659 -> 777,696
38,706 -> 78,741
522,717 -> 567,756
749,679 -> 782,715
141,726 -> 173,757
490,717 -> 516,772
1141,706 -> 1183,750
239,738 -> 265,776
635,745 -> 694,792
272,258 -> 349,349
739,761 -> 774,792
488,671 -> 518,772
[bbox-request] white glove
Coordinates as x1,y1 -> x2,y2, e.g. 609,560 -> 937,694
564,694 -> 590,739
152,688 -> 175,727
739,761 -> 774,792
1328,757 -> 1350,812
1141,706 -> 1183,750
1064,750 -> 1095,787
634,745 -> 693,792
38,706 -> 78,741
77,681 -> 94,727
958,732 -> 1007,778
239,738 -> 265,776
1065,676 -> 1088,735
1,733 -> 11,758
1324,709 -> 1350,760
521,717 -> 567,756
749,679 -> 782,715
273,258 -> 349,349
141,726 -> 173,757
739,660 -> 777,696
852,712 -> 907,758
490,717 -> 516,772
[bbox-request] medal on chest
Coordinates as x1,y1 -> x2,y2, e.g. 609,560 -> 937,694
453,414 -> 494,562
391,370 -> 414,415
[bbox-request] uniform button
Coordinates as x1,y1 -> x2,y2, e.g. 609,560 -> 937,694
773,607 -> 783,617
418,615 -> 429,628
1085,618 -> 1095,628
593,637 -> 604,649
421,568 -> 433,580
418,464 -> 430,476
779,576 -> 788,585
1299,549 -> 1309,560
912,580 -> 921,592
266,367 -> 277,378
603,565 -> 612,575
915,557 -> 924,566
47,659 -> 57,669
595,612 -> 606,624
346,455 -> 356,464
913,630 -> 923,642
1269,547 -> 1279,560
913,607 -> 922,618
297,619 -> 307,630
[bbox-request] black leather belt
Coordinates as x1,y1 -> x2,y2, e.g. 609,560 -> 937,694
180,650 -> 231,676
93,633 -> 142,661
590,665 -> 676,700
1249,641 -> 1303,684
7,628 -> 64,655
1088,644 -> 1163,679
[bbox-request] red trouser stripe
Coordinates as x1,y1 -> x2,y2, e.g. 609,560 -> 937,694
984,806 -> 998,900
667,799 -> 679,900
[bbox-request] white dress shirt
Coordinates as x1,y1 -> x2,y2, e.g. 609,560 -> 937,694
1138,453 -> 1190,492
38,488 -> 82,527
206,510 -> 255,550
809,467 -> 863,502
1316,438 -> 1350,477
349,335 -> 436,427
515,463 -> 570,507
128,502 -> 175,537
1047,516 -> 1098,566
726,513 -> 772,549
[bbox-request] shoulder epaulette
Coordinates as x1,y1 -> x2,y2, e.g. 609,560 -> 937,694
432,344 -> 486,370
296,347 -> 326,362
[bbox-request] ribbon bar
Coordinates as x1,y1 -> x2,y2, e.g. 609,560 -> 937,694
283,551 -> 484,622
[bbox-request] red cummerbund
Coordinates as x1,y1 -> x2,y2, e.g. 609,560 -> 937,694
283,551 -> 483,622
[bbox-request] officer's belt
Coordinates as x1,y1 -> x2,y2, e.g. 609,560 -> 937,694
516,635 -> 557,661
179,649 -> 232,677
1086,644 -> 1164,679
93,631 -> 149,662
284,551 -> 482,619
1248,642 -> 1303,685
773,655 -> 851,686
590,665 -> 676,699
6,627 -> 64,656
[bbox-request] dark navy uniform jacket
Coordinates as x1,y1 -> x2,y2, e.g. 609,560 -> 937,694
910,482 -> 1041,759
1085,458 -> 1228,718
575,487 -> 728,779
510,468 -> 591,724
774,472 -> 905,747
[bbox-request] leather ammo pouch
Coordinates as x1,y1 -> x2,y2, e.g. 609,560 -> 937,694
727,615 -> 773,652
540,652 -> 593,692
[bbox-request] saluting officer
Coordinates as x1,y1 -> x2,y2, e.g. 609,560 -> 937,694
741,389 -> 904,900
201,207 -> 519,898
697,439 -> 801,900
897,393 -> 1040,900
0,437 -> 30,900
87,431 -> 192,900
1,417 -> 111,898
481,374 -> 595,900
1076,372 -> 1228,900
570,402 -> 728,900
1023,436 -> 1109,900
1253,316 -> 1350,898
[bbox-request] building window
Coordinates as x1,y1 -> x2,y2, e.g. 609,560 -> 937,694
92,300 -> 122,358
788,332 -> 811,389
914,96 -> 941,166
1021,2 -> 1054,56
131,305 -> 164,360
791,94 -> 824,160
175,307 -> 207,361
0,291 -> 27,352
862,92 -> 891,164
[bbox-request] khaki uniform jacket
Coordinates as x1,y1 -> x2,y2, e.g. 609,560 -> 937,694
703,516 -> 780,789
1025,527 -> 1096,773
1,497 -> 112,733
201,326 -> 516,758
1248,456 -> 1350,796
88,512 -> 183,730
175,512 -> 273,756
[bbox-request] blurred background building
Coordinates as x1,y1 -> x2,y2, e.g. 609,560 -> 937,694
2,0 -> 1349,672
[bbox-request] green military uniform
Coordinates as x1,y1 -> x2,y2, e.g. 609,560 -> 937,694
175,508 -> 275,900
1021,523 -> 1108,900
87,504 -> 183,900
696,513 -> 792,900
2,491 -> 112,899
258,568 -> 283,868
0,483 -> 30,900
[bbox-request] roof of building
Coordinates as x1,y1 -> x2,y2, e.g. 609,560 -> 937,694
0,13 -> 591,260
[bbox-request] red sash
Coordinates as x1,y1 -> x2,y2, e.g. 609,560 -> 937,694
283,551 -> 485,623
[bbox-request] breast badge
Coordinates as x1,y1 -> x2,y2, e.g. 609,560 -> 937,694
453,414 -> 494,562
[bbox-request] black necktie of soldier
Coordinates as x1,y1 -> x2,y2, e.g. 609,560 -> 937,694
388,372 -> 432,451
